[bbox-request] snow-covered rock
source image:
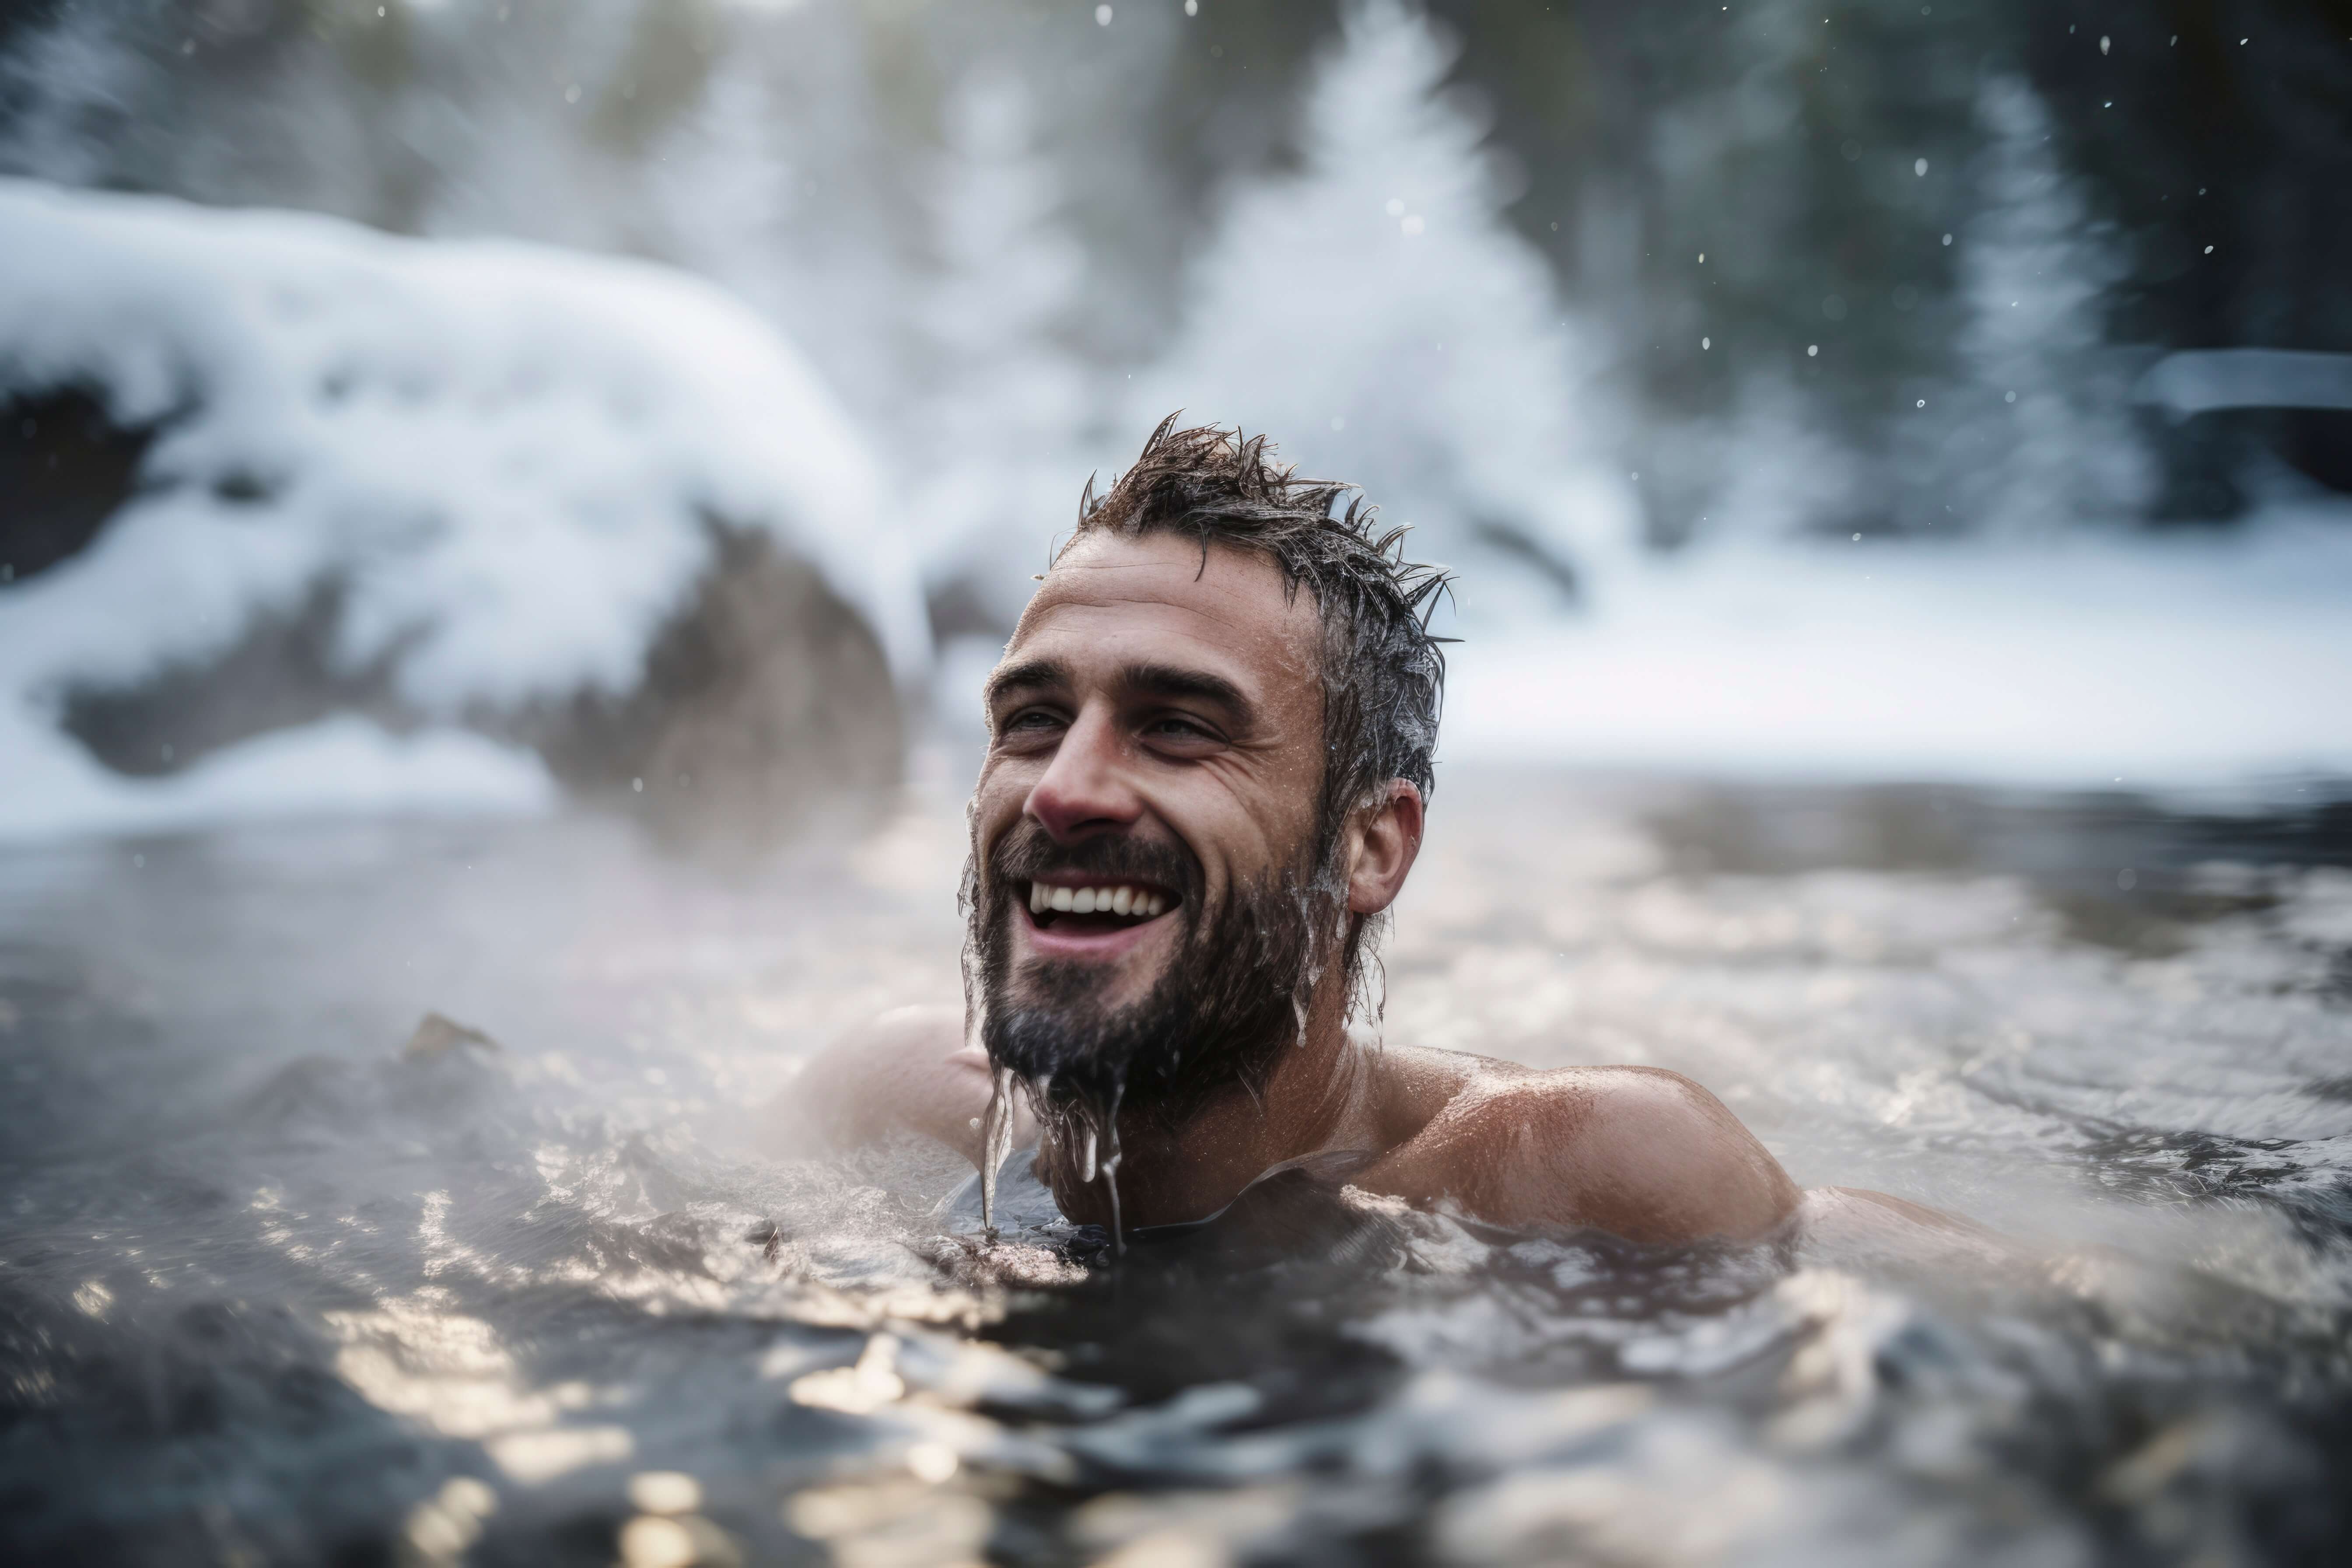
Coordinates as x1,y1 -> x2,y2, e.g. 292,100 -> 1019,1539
0,178 -> 924,844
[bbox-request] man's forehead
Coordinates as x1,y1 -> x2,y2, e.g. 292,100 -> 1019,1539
1012,532 -> 1320,675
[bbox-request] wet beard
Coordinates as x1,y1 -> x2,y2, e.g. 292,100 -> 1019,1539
972,835 -> 1326,1134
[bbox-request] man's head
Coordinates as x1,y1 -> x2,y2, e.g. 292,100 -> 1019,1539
965,417 -> 1451,1130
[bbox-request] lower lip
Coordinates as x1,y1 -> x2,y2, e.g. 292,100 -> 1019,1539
1019,901 -> 1175,962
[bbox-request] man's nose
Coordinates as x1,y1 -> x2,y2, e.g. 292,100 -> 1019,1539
1025,707 -> 1143,842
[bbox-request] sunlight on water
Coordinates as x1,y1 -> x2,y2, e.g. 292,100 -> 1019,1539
2,759 -> 2348,1564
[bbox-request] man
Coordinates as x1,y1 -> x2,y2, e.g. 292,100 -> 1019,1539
795,418 -> 1802,1247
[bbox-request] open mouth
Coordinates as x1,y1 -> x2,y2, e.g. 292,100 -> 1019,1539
1024,880 -> 1179,934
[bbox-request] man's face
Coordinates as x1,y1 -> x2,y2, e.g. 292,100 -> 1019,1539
969,531 -> 1331,1116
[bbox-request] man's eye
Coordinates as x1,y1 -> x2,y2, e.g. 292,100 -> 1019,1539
1148,716 -> 1213,741
1001,709 -> 1062,734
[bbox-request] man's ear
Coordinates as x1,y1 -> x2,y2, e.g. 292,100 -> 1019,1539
1347,780 -> 1424,916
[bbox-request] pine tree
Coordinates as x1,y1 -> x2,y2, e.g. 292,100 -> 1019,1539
1138,0 -> 1630,616
1935,75 -> 2151,534
643,37 -> 919,432
905,68 -> 1098,637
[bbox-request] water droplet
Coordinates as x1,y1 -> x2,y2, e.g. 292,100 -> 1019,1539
1096,4 -> 1113,24
1914,157 -> 1928,175
1807,344 -> 1818,356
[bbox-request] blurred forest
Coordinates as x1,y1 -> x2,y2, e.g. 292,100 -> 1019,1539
3,0 -> 2348,619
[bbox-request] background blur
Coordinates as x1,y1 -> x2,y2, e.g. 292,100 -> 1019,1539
8,10 -> 2352,1564
3,0 -> 2349,836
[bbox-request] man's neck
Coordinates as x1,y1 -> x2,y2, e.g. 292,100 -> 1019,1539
1037,984 -> 1370,1232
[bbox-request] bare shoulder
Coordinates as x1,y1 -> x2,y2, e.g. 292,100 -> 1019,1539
765,1004 -> 998,1161
1355,1060 -> 1799,1244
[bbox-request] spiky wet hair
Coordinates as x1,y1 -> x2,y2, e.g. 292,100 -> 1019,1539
1067,416 -> 1453,854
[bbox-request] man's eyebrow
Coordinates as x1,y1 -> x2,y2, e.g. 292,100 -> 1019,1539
984,658 -> 1255,720
1120,662 -> 1253,718
984,657 -> 1068,706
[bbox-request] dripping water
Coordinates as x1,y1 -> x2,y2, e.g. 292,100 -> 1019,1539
978,1062 -> 1017,1235
1099,1080 -> 1125,1256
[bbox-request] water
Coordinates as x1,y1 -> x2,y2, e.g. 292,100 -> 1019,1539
4,759 -> 2350,1566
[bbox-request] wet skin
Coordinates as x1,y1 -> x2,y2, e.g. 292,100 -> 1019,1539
794,532 -> 1803,1245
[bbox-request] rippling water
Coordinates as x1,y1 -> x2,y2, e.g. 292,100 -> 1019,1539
4,759 -> 2350,1566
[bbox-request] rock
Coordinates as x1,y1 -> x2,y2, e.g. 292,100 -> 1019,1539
401,1012 -> 498,1061
511,524 -> 904,848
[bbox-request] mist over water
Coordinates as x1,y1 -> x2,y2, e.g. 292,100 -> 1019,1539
4,0 -> 2351,1561
6,760 -> 2350,1564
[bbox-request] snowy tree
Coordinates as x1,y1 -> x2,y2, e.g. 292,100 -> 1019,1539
904,68 -> 1100,638
644,43 -> 920,436
1135,0 -> 1631,617
1934,76 -> 2152,534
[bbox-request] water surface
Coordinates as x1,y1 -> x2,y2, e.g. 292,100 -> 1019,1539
4,762 -> 2349,1565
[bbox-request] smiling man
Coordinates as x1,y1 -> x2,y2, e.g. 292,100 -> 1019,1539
794,418 -> 1801,1247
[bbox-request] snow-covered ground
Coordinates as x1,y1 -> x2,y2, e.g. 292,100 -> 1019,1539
1443,509 -> 2352,790
0,179 -> 924,843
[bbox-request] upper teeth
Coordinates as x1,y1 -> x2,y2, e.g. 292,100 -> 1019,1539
1030,883 -> 1169,917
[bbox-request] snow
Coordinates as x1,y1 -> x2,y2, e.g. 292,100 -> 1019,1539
1442,509 -> 2352,789
0,178 -> 925,843
0,716 -> 557,844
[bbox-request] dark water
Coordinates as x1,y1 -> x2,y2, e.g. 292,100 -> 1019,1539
4,762 -> 2351,1566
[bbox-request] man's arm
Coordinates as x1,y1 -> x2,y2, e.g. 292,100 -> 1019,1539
764,1004 -> 1033,1167
1358,1065 -> 1801,1243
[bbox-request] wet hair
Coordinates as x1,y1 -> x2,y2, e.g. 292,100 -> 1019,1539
1067,415 -> 1453,855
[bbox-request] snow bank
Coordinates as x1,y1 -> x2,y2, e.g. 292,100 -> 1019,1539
0,178 -> 925,842
1,716 -> 557,844
1443,509 -> 2352,789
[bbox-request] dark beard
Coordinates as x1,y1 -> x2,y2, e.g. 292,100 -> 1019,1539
969,821 -> 1326,1131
